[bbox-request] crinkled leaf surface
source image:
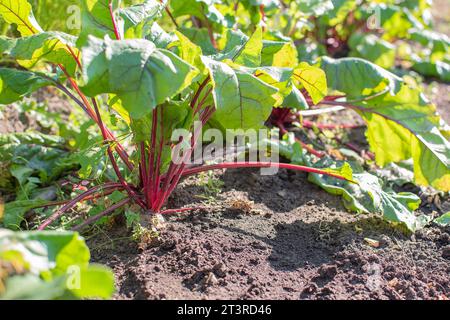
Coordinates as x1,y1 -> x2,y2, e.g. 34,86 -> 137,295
309,160 -> 429,232
218,30 -> 298,68
277,138 -> 429,231
320,57 -> 403,99
172,31 -> 205,73
261,40 -> 298,68
81,36 -> 199,119
2,32 -> 78,75
178,27 -> 217,56
233,26 -> 263,68
202,56 -> 278,129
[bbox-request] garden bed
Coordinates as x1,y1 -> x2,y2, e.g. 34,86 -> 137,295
89,169 -> 450,300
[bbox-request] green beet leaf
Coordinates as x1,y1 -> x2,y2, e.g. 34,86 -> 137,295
293,62 -> 327,105
170,0 -> 226,27
3,32 -> 79,76
0,230 -> 115,299
276,138 -> 429,232
0,68 -> 53,105
120,0 -> 164,39
320,57 -> 449,191
202,56 -> 278,129
2,199 -> 48,229
309,161 -> 430,232
320,56 -> 403,99
355,85 -> 450,191
298,0 -> 334,16
348,33 -> 396,69
0,0 -> 42,36
233,26 -> 263,68
434,212 -> 450,227
81,36 -> 199,119
261,40 -> 298,68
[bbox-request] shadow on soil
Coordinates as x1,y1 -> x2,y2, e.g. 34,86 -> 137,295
213,215 -> 405,272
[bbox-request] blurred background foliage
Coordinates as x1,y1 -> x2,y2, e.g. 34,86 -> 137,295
0,0 -> 142,35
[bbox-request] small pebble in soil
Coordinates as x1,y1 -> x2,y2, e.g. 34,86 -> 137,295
160,239 -> 177,251
277,190 -> 288,198
364,238 -> 380,248
318,265 -> 338,279
213,263 -> 228,278
442,245 -> 450,260
203,272 -> 219,286
301,283 -> 318,296
438,233 -> 449,244
379,235 -> 392,247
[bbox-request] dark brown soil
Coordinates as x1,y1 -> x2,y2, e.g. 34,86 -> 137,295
89,169 -> 450,300
0,89 -> 71,134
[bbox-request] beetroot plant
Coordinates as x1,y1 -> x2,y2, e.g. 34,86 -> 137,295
0,0 -> 353,231
0,0 -> 448,233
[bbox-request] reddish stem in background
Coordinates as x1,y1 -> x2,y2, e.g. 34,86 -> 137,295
91,99 -> 146,210
158,0 -> 179,28
260,5 -> 266,31
108,1 -> 121,40
140,142 -> 148,186
181,162 -> 351,182
58,65 -> 133,171
65,45 -> 82,70
72,198 -> 131,231
336,138 -> 375,161
37,183 -> 123,230
205,19 -> 218,49
60,45 -> 134,171
277,122 -> 325,158
33,188 -> 119,210
154,107 -> 165,204
191,77 -> 210,110
148,108 -> 159,207
306,100 -> 379,160
302,120 -> 364,130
